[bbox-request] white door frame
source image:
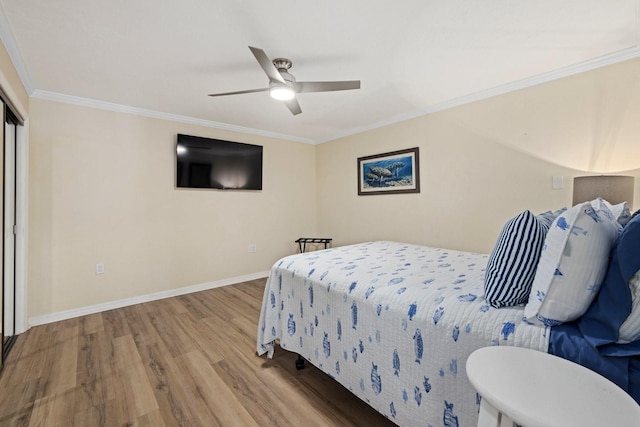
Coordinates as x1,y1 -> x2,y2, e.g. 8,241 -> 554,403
13,122 -> 27,335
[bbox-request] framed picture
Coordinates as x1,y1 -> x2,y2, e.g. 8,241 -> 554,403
357,147 -> 420,195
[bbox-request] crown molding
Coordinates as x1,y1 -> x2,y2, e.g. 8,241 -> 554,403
31,90 -> 314,144
317,46 -> 640,144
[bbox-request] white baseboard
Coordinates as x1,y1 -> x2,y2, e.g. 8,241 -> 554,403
28,271 -> 270,327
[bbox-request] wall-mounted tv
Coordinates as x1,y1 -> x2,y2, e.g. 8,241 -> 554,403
176,134 -> 263,190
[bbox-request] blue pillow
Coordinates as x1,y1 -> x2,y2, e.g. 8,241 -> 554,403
484,210 -> 550,308
578,214 -> 640,349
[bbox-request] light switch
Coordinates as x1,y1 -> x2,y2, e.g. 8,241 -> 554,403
552,176 -> 564,190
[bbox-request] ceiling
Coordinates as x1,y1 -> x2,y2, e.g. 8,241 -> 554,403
0,1 -> 639,144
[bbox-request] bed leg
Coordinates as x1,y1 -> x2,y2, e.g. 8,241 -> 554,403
295,355 -> 305,370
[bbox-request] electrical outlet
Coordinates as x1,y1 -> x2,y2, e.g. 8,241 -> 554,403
96,262 -> 105,275
248,244 -> 257,253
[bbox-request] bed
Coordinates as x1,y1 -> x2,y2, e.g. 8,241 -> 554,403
257,241 -> 548,426
256,203 -> 640,426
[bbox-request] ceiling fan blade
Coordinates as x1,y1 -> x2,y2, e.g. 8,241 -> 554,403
284,98 -> 302,115
208,88 -> 269,97
249,46 -> 286,84
294,80 -> 360,93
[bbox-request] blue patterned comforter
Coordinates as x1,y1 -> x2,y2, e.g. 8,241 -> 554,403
257,241 -> 549,426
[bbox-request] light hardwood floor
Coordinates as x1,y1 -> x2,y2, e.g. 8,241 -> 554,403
0,279 -> 397,426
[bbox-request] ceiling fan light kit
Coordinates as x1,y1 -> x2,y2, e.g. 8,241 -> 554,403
208,46 -> 361,115
269,83 -> 295,100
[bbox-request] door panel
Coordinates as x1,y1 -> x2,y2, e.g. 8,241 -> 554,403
0,99 -> 4,367
4,120 -> 15,342
1,98 -> 22,367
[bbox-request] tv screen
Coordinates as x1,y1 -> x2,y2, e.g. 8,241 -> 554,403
176,134 -> 263,190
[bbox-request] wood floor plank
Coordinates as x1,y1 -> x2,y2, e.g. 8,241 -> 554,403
0,378 -> 38,426
212,350 -> 326,427
75,339 -> 110,413
137,342 -> 203,427
79,313 -> 104,336
101,390 -> 136,426
37,325 -> 78,399
179,351 -> 259,427
123,361 -> 159,417
133,408 -> 168,427
73,403 -> 107,427
147,308 -> 199,359
122,304 -> 161,349
113,334 -> 143,373
172,312 -> 225,364
101,308 -> 132,339
210,284 -> 264,321
28,388 -> 76,427
0,278 -> 396,427
18,328 -> 58,384
175,293 -> 217,320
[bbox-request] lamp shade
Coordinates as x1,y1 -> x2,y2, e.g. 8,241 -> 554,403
572,175 -> 635,207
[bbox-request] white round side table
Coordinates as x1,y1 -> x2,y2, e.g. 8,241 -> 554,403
466,346 -> 640,427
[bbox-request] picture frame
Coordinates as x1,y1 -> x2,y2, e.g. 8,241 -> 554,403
357,147 -> 420,195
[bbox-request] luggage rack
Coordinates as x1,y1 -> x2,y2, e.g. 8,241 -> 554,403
295,237 -> 332,253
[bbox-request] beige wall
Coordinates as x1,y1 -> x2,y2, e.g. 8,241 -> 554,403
0,39 -> 28,118
28,98 -> 317,317
316,117 -> 576,254
316,59 -> 640,254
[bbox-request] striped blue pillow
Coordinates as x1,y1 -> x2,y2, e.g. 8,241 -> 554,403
484,210 -> 550,308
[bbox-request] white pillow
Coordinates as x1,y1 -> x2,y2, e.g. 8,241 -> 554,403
618,270 -> 640,343
523,201 -> 620,326
591,198 -> 631,226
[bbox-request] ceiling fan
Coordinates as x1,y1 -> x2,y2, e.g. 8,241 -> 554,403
208,46 -> 361,115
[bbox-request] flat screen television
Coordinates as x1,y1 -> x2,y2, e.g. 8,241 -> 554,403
176,134 -> 263,190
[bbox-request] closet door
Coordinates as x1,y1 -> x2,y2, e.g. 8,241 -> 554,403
4,114 -> 15,358
0,99 -> 4,368
1,103 -> 19,366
